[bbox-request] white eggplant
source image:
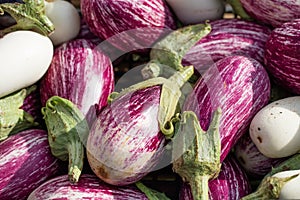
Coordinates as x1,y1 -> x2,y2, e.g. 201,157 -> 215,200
250,96 -> 300,158
45,0 -> 81,46
165,0 -> 225,25
0,30 -> 53,98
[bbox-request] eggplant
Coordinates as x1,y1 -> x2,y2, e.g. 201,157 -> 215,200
80,0 -> 176,52
179,155 -> 252,200
183,55 -> 271,162
239,0 -> 300,27
0,129 -> 61,200
40,38 -> 114,125
27,174 -> 149,200
87,66 -> 194,186
264,19 -> 300,94
0,85 -> 39,141
182,18 -> 272,74
234,133 -> 286,178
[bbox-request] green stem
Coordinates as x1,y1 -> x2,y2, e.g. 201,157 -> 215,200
68,135 -> 84,183
172,108 -> 222,200
190,174 -> 210,200
42,96 -> 89,183
226,0 -> 252,20
241,175 -> 298,200
0,0 -> 54,36
135,181 -> 171,200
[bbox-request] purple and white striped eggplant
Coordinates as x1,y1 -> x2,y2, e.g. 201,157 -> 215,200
239,0 -> 300,27
182,18 -> 272,74
80,0 -> 177,52
39,38 -> 114,124
87,66 -> 194,186
27,174 -> 148,200
234,133 -> 286,178
264,19 -> 300,94
28,174 -> 171,200
183,55 -> 271,162
0,129 -> 61,200
179,155 -> 252,200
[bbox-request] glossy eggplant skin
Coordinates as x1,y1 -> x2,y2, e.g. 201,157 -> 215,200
27,174 -> 148,200
0,129 -> 61,200
39,39 -> 114,124
183,55 -> 270,162
240,0 -> 300,27
179,155 -> 252,200
183,18 -> 272,74
87,85 -> 166,186
264,19 -> 300,94
80,0 -> 176,51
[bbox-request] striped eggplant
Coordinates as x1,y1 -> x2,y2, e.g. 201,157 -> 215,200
264,19 -> 300,94
183,55 -> 271,162
234,133 -> 286,178
87,66 -> 194,186
182,18 -> 272,74
0,129 -> 61,200
179,155 -> 252,200
239,0 -> 300,27
39,38 -> 114,125
80,0 -> 176,52
27,174 -> 149,200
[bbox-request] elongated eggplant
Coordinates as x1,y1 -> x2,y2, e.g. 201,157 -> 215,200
179,155 -> 252,200
183,55 -> 271,162
0,129 -> 61,200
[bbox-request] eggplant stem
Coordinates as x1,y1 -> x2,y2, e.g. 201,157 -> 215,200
67,136 -> 84,183
241,175 -> 298,200
190,174 -> 210,200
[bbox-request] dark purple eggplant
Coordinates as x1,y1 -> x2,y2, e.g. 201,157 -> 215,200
0,129 -> 61,200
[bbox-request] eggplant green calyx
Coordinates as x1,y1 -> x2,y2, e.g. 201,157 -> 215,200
41,96 -> 89,183
111,65 -> 194,139
135,181 -> 171,200
226,0 -> 253,20
172,108 -> 222,200
142,22 -> 211,80
0,85 -> 38,141
0,0 -> 54,36
241,174 -> 298,200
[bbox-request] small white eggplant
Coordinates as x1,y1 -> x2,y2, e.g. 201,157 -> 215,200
273,170 -> 300,200
165,0 -> 225,25
45,0 -> 80,46
249,96 -> 300,158
0,31 -> 53,98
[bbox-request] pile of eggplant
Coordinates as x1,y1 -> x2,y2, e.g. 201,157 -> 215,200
0,0 -> 299,199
